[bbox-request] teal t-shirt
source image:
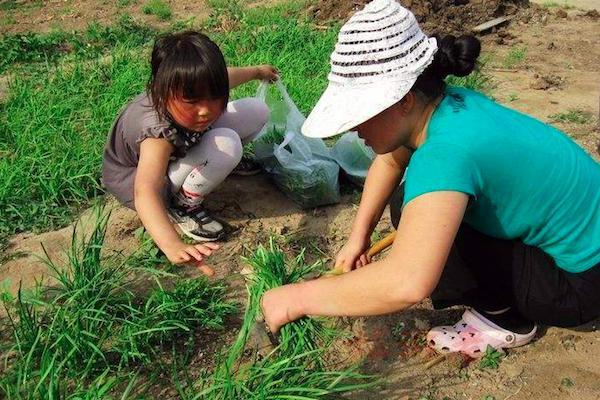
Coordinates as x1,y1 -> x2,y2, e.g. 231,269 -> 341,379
403,87 -> 600,273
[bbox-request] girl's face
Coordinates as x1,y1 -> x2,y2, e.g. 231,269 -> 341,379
167,97 -> 225,132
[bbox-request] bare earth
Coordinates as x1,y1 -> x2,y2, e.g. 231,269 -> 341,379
1,1 -> 599,399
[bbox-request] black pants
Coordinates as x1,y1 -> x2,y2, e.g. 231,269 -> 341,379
389,186 -> 600,328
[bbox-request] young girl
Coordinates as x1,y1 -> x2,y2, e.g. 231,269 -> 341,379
261,0 -> 600,357
102,31 -> 277,272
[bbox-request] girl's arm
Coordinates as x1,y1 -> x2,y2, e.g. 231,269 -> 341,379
227,65 -> 278,89
336,147 -> 411,271
135,138 -> 218,274
261,190 -> 468,332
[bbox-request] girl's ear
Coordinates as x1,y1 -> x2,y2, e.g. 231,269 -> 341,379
398,91 -> 417,115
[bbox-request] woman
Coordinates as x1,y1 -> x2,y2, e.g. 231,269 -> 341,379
261,0 -> 600,357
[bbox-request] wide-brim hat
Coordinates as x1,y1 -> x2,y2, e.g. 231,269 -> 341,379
302,0 -> 438,138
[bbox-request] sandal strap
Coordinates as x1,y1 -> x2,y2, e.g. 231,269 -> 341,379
462,308 -> 536,346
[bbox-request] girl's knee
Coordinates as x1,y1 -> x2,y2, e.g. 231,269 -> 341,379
231,97 -> 270,130
204,127 -> 243,165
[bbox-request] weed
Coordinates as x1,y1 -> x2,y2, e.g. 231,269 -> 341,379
561,377 -> 575,387
117,0 -> 135,7
447,58 -> 494,94
503,46 -> 527,69
0,210 -> 235,397
0,44 -> 149,240
142,0 -> 172,21
392,321 -> 406,340
507,93 -> 519,102
370,229 -> 383,243
479,345 -> 503,369
549,109 -> 593,124
192,239 -> 377,399
0,14 -> 16,26
206,0 -> 245,29
483,396 -> 496,400
541,1 -> 575,9
0,18 -> 156,74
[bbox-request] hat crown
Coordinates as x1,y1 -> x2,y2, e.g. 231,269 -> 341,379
329,0 -> 437,85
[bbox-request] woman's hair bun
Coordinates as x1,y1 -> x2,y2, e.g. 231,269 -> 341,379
432,34 -> 481,78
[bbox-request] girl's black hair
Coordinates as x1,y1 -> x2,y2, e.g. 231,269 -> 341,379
413,34 -> 481,100
147,31 -> 229,118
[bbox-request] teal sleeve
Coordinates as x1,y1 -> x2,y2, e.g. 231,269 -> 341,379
403,143 -> 478,206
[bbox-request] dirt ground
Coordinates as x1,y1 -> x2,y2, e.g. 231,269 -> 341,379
1,0 -> 599,399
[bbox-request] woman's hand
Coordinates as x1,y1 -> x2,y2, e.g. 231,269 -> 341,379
334,235 -> 371,273
163,241 -> 220,276
255,64 -> 279,82
261,284 -> 305,334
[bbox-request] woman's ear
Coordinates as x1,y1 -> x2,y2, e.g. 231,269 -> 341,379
398,91 -> 417,115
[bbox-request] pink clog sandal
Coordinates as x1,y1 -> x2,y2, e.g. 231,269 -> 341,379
426,308 -> 537,358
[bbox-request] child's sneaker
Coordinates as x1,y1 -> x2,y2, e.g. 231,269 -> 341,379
168,205 -> 225,242
232,157 -> 261,176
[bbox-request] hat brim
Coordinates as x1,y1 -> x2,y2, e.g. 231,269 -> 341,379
301,77 -> 417,139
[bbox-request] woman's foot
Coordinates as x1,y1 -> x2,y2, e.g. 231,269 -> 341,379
168,205 -> 225,242
426,308 -> 537,358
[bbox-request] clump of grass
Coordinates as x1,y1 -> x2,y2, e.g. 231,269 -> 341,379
0,210 -> 236,397
205,0 -> 245,30
0,44 -> 148,241
446,58 -> 494,95
115,278 -> 235,365
189,239 -> 376,399
502,46 -> 527,69
541,1 -> 574,9
117,0 -> 135,7
0,17 -> 156,74
479,345 -> 503,369
561,377 -> 575,387
549,109 -> 593,124
142,0 -> 172,21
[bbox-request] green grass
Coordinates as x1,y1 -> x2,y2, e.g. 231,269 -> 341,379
561,377 -> 575,387
447,56 -> 495,95
190,239 -> 376,399
0,0 -> 43,11
205,0 -> 245,28
117,0 -> 135,7
502,46 -> 527,69
0,0 -> 493,248
541,1 -> 575,9
549,109 -> 593,124
142,0 -> 172,21
0,16 -> 156,74
0,210 -> 236,397
479,346 -> 503,369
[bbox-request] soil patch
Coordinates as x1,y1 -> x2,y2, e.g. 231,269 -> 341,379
308,0 -> 532,35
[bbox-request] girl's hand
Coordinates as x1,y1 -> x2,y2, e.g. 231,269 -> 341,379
261,284 -> 304,334
163,241 -> 220,276
334,235 -> 371,273
255,65 -> 279,82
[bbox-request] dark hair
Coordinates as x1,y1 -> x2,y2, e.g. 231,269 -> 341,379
413,34 -> 481,100
147,31 -> 229,118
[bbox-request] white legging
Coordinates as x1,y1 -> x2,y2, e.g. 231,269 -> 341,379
167,97 -> 268,207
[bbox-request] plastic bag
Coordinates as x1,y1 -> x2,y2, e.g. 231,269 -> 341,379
331,132 -> 376,186
254,81 -> 340,208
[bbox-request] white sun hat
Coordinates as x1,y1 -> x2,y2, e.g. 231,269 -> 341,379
302,0 -> 438,138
